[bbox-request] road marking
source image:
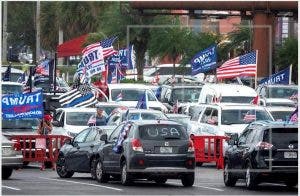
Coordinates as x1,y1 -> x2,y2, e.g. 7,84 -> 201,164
2,186 -> 21,191
169,182 -> 224,191
39,177 -> 123,191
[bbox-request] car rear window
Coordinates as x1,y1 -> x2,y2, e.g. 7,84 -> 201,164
263,128 -> 298,149
139,124 -> 187,140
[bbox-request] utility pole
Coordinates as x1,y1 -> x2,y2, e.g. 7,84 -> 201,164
2,1 -> 8,63
36,1 -> 40,63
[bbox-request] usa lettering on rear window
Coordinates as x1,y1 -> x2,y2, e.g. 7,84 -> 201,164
139,125 -> 187,140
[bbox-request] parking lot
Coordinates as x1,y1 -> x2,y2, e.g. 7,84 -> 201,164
2,163 -> 297,195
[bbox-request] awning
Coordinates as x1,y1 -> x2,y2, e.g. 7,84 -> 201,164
57,34 -> 88,58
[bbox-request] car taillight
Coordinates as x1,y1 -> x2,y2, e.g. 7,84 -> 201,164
188,140 -> 194,152
256,141 -> 273,150
131,139 -> 143,152
13,142 -> 21,151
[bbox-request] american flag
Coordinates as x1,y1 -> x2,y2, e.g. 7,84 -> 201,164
173,99 -> 179,113
35,59 -> 50,76
115,92 -> 123,102
87,115 -> 96,126
289,107 -> 298,123
111,67 -> 117,84
243,110 -> 256,122
100,36 -> 118,58
217,51 -> 257,79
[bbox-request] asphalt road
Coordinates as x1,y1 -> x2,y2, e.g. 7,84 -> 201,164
2,163 -> 297,195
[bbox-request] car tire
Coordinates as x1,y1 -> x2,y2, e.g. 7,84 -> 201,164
2,168 -> 13,180
181,173 -> 194,187
154,178 -> 167,184
56,155 -> 74,178
223,161 -> 237,187
90,158 -> 97,180
95,159 -> 109,183
245,162 -> 257,190
121,161 -> 132,186
285,181 -> 297,188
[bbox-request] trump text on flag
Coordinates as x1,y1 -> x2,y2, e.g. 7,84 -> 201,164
191,45 -> 217,75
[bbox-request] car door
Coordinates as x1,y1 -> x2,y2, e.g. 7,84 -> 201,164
102,124 -> 124,172
65,128 -> 90,171
230,130 -> 250,170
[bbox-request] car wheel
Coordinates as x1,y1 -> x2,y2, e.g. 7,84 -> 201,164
121,161 -> 132,185
2,168 -> 13,180
95,159 -> 109,183
154,178 -> 167,184
245,162 -> 257,190
90,158 -> 97,180
56,155 -> 74,178
285,181 -> 297,188
223,161 -> 237,187
181,173 -> 194,187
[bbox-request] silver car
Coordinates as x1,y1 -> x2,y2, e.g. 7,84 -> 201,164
2,135 -> 23,179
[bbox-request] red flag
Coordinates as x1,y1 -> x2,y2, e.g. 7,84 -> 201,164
251,95 -> 259,105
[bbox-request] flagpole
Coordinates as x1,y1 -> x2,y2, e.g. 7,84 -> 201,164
254,50 -> 258,89
289,64 -> 292,85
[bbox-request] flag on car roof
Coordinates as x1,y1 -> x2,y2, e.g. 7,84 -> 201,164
136,91 -> 148,109
289,107 -> 298,123
2,64 -> 11,81
243,110 -> 256,122
250,95 -> 259,105
217,51 -> 257,79
59,83 -> 98,108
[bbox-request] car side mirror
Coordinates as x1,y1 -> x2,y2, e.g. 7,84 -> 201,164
52,120 -> 62,127
64,138 -> 72,145
228,133 -> 239,146
100,134 -> 108,142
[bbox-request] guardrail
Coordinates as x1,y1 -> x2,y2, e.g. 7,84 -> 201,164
11,135 -> 70,168
191,135 -> 228,169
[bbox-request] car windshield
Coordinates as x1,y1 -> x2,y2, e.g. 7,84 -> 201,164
221,109 -> 272,125
267,86 -> 298,99
167,116 -> 190,129
101,106 -> 119,115
57,78 -> 69,88
2,118 -> 39,130
171,88 -> 201,103
139,124 -> 188,140
2,84 -> 23,94
127,112 -> 167,120
221,96 -> 255,104
111,89 -> 156,101
66,112 -> 95,126
270,111 -> 293,121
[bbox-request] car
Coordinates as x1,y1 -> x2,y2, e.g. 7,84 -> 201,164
256,84 -> 298,106
1,81 -> 23,95
162,75 -> 204,85
188,103 -> 274,138
2,135 -> 23,179
198,83 -> 258,104
56,126 -> 115,179
160,83 -> 203,113
95,102 -> 124,116
265,106 -> 295,122
52,108 -> 108,138
93,120 -> 195,186
166,113 -> 191,132
107,83 -> 168,112
34,77 -> 71,93
1,67 -> 24,82
106,108 -> 168,126
224,121 -> 298,189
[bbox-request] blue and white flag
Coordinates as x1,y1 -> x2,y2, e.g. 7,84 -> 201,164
107,45 -> 135,70
113,122 -> 133,153
2,90 -> 43,119
136,91 -> 148,109
191,44 -> 217,75
259,66 -> 291,85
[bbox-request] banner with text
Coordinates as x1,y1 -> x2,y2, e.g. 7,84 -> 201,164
2,91 -> 43,119
259,66 -> 291,85
191,44 -> 217,76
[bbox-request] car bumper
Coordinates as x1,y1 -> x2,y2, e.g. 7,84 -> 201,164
2,155 -> 23,168
127,167 -> 195,173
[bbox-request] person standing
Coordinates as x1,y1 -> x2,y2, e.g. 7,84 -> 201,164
88,107 -> 107,126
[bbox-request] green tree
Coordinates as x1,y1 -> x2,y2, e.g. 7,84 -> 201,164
275,38 -> 298,84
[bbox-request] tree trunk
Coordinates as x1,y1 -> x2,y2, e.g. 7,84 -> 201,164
135,42 -> 147,81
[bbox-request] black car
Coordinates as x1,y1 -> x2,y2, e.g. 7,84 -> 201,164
224,121 -> 298,189
93,120 -> 195,186
160,84 -> 203,113
56,126 -> 114,179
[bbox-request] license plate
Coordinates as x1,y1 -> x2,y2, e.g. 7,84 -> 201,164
284,152 -> 297,158
160,147 -> 172,153
2,147 -> 12,156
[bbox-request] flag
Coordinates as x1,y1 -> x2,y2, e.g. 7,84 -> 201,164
35,59 -> 50,76
217,51 -> 257,79
173,99 -> 179,113
250,95 -> 259,105
136,91 -> 148,109
259,65 -> 291,85
87,115 -> 96,126
100,36 -> 118,58
113,122 -> 132,153
59,83 -> 98,108
115,92 -> 123,102
289,107 -> 298,123
109,67 -> 117,84
3,64 -> 11,81
191,44 -> 217,75
155,86 -> 162,100
17,72 -> 26,84
243,110 -> 256,122
117,64 -> 125,82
